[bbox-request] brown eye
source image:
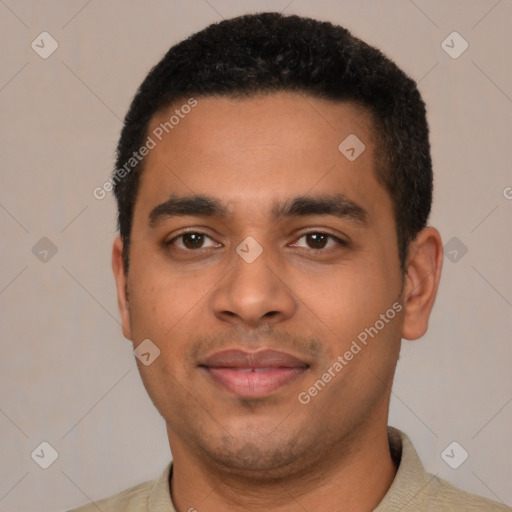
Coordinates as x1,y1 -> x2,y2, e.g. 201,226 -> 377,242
182,233 -> 205,249
305,233 -> 328,249
167,232 -> 220,250
291,232 -> 346,251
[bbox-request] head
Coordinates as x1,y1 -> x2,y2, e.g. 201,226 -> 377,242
111,13 -> 442,479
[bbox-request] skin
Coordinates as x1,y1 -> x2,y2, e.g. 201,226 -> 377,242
112,92 -> 443,511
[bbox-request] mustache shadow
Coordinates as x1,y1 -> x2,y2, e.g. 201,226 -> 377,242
186,325 -> 322,363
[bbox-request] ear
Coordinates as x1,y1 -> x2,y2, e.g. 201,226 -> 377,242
112,236 -> 133,340
401,227 -> 443,340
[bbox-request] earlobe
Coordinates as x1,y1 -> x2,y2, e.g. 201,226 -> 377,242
112,236 -> 133,340
401,227 -> 443,341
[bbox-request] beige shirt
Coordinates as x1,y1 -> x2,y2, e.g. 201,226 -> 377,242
69,427 -> 511,511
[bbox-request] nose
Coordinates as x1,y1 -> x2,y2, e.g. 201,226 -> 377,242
211,242 -> 297,328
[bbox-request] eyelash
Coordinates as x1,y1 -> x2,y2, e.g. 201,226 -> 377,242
165,230 -> 348,252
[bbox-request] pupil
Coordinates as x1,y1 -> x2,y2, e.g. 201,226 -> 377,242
308,233 -> 326,249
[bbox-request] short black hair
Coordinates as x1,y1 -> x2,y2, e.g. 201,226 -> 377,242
114,12 -> 432,272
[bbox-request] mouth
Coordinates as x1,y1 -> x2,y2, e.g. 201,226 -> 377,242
199,349 -> 309,398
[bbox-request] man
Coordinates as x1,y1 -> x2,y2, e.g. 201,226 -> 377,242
71,12 -> 511,512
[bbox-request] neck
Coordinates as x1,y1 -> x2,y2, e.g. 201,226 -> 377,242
168,423 -> 397,512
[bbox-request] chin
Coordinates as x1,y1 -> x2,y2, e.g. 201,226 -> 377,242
192,425 -> 318,480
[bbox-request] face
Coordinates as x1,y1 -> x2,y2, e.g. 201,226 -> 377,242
112,92 -> 434,479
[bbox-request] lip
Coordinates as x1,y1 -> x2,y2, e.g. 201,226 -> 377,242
199,349 -> 309,398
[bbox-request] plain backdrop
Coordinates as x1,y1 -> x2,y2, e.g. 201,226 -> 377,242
0,1 -> 511,511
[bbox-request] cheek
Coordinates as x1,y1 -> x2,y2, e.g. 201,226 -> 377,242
127,260 -> 175,342
307,263 -> 402,380
126,257 -> 215,344
127,270 -> 199,402
314,265 -> 394,326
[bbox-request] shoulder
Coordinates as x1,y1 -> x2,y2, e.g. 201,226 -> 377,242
67,463 -> 173,512
67,479 -> 155,512
381,427 -> 511,511
429,475 -> 512,511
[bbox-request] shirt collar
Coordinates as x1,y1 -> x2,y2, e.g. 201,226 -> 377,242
374,426 -> 433,511
147,461 -> 175,512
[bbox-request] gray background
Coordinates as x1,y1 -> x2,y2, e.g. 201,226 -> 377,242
0,1 -> 511,511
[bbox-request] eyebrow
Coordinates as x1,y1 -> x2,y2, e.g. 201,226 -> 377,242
148,193 -> 368,227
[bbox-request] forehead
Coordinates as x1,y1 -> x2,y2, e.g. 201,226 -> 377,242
135,92 -> 391,224
148,92 -> 375,154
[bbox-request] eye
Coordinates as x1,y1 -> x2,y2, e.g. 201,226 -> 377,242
166,231 -> 221,250
290,232 -> 347,250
